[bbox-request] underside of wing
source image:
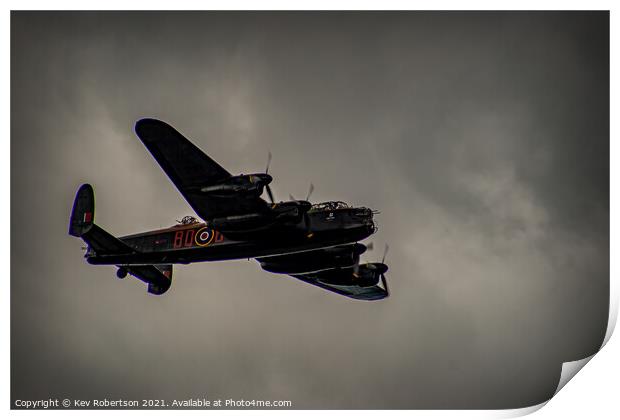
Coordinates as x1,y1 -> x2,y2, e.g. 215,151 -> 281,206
257,244 -> 389,301
257,243 -> 365,274
135,118 -> 268,220
292,269 -> 389,301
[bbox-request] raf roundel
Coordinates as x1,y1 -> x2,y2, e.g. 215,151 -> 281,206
195,227 -> 215,247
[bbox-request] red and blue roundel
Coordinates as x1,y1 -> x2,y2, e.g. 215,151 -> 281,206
195,227 -> 215,247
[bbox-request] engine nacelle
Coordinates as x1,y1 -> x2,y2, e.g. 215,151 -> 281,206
354,263 -> 388,287
318,263 -> 388,287
209,201 -> 312,233
200,173 -> 272,197
259,243 -> 367,274
210,212 -> 271,231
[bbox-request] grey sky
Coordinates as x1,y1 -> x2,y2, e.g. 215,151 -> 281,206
11,11 -> 608,409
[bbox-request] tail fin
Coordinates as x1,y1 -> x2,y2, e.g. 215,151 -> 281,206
69,184 -> 133,254
69,184 -> 95,237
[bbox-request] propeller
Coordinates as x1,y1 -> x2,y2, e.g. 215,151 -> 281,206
354,242 -> 389,296
288,183 -> 315,237
264,152 -> 275,204
380,272 -> 389,297
306,183 -> 314,201
288,182 -> 313,203
265,151 -> 272,174
380,243 -> 390,296
266,185 -> 275,204
302,184 -> 314,237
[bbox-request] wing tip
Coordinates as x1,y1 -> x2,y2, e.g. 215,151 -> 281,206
134,118 -> 174,142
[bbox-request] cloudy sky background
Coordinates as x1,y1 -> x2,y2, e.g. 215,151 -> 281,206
11,12 -> 608,408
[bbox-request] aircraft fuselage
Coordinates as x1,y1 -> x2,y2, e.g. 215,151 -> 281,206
86,207 -> 375,266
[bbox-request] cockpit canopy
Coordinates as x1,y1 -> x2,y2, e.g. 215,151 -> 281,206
309,201 -> 351,212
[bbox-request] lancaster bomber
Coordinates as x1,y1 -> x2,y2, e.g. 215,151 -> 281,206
69,119 -> 389,300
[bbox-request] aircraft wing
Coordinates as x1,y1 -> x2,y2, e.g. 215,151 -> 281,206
292,270 -> 389,301
258,245 -> 388,301
135,118 -> 269,221
256,244 -> 363,274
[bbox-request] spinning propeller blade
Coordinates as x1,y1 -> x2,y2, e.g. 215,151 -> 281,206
289,183 -> 313,203
264,152 -> 275,204
382,243 -> 389,264
380,243 -> 390,295
289,183 -> 314,237
380,274 -> 389,297
265,151 -> 272,174
266,185 -> 275,204
306,183 -> 314,201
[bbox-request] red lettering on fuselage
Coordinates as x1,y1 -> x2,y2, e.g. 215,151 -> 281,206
173,227 -> 225,249
173,230 -> 184,248
184,229 -> 195,247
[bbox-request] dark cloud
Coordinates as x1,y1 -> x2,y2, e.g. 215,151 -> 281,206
11,11 -> 608,409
